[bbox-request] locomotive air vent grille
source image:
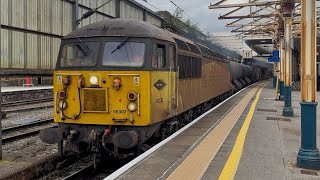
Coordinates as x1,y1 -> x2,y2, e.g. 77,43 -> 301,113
83,89 -> 107,112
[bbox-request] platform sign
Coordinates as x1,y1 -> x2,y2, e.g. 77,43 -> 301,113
268,57 -> 279,62
242,50 -> 252,59
272,50 -> 279,59
268,50 -> 280,62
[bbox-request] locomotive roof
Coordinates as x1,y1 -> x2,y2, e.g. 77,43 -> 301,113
63,19 -> 175,43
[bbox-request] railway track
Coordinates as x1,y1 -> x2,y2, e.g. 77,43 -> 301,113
18,85 -> 252,180
34,155 -> 104,180
3,104 -> 54,114
37,88 -> 238,179
62,163 -> 96,180
2,118 -> 55,144
2,98 -> 53,108
60,160 -> 122,180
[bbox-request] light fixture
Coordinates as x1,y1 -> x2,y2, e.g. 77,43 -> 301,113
59,100 -> 68,110
90,76 -> 98,85
63,76 -> 71,86
128,91 -> 137,101
127,102 -> 137,112
58,90 -> 67,99
112,77 -> 121,90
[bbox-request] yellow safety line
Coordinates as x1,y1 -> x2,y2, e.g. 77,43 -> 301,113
0,160 -> 8,164
218,82 -> 269,180
167,83 -> 263,180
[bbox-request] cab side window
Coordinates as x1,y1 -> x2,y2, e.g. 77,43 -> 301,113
152,44 -> 166,69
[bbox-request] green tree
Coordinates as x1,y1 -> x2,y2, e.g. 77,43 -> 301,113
173,7 -> 183,21
172,8 -> 186,30
186,18 -> 192,26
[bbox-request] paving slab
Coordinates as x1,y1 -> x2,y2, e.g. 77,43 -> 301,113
234,84 -> 320,180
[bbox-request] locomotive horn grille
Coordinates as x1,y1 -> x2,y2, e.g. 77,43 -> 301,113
83,88 -> 108,112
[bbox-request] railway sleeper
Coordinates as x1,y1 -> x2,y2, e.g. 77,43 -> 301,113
1,111 -> 6,119
139,144 -> 152,152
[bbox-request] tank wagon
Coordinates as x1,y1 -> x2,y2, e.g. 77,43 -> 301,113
40,19 -> 271,158
246,58 -> 274,81
229,61 -> 254,89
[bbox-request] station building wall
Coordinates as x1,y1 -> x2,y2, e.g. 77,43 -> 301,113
0,0 -> 162,73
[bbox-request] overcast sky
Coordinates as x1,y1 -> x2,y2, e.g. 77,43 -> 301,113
135,0 -> 249,33
134,0 -> 256,53
133,1 -> 320,54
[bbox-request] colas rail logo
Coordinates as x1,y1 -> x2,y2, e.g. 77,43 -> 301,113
154,79 -> 167,90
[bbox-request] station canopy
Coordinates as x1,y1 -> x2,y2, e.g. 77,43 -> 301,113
208,0 -> 320,57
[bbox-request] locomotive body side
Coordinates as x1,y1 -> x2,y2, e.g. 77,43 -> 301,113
40,19 -> 250,158
176,56 -> 231,113
167,32 -> 231,113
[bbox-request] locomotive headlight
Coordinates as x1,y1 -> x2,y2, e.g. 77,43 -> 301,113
127,91 -> 137,101
59,100 -> 68,110
127,102 -> 137,112
90,76 -> 98,85
58,90 -> 67,99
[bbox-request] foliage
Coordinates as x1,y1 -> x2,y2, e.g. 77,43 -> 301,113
172,8 -> 205,38
171,9 -> 240,60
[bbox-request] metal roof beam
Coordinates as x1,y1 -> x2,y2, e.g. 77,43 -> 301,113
221,4 -> 265,18
232,25 -> 257,33
226,18 -> 244,26
210,0 -> 229,7
219,13 -> 278,19
222,6 -> 245,17
209,1 -> 282,9
227,18 -> 300,27
226,17 -> 276,27
233,19 -> 275,27
231,20 -> 267,31
221,5 -> 279,20
226,22 -> 277,27
220,0 -> 259,17
232,25 -> 277,36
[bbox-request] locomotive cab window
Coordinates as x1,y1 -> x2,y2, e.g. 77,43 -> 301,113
152,44 -> 166,69
59,41 -> 99,67
102,41 -> 145,67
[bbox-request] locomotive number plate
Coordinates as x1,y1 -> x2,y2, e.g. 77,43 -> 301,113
113,110 -> 127,114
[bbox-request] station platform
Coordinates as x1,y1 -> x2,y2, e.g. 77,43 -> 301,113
1,86 -> 52,93
107,81 -> 320,180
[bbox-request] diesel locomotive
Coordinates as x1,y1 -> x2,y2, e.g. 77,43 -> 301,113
40,19 -> 272,158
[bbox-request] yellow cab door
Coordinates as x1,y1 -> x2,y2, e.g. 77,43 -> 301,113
150,42 -> 178,123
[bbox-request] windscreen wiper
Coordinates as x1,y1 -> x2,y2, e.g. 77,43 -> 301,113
76,37 -> 91,56
111,37 -> 129,54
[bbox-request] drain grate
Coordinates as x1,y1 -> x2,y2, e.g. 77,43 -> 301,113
301,169 -> 318,176
266,117 -> 291,122
257,108 -> 277,112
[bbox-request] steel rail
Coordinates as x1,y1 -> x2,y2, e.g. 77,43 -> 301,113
2,118 -> 55,144
2,98 -> 53,107
62,163 -> 96,180
3,105 -> 53,114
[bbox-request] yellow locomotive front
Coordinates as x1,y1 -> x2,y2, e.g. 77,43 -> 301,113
40,19 -> 178,157
54,41 -> 151,126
